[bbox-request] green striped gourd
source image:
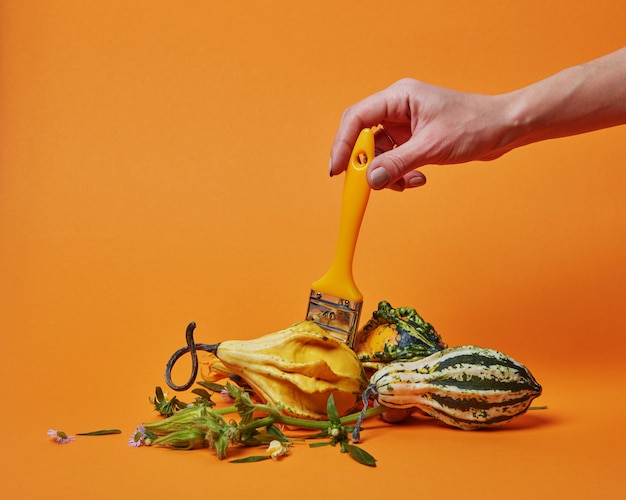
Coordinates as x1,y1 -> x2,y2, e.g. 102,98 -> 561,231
353,345 -> 542,439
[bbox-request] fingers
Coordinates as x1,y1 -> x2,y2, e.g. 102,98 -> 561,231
373,164 -> 427,191
402,170 -> 427,190
329,90 -> 396,177
367,138 -> 429,189
374,126 -> 397,156
330,118 -> 428,191
329,79 -> 428,191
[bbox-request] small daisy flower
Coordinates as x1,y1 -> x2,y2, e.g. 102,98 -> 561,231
48,429 -> 75,444
265,440 -> 289,461
128,425 -> 147,447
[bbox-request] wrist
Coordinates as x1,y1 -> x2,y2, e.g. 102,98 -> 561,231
498,88 -> 539,151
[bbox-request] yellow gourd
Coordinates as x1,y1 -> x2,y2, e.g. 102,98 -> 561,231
200,321 -> 368,420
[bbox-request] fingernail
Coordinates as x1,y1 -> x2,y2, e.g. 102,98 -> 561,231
408,175 -> 426,187
370,167 -> 389,189
328,158 -> 333,177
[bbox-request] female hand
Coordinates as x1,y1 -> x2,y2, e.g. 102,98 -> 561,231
329,78 -> 516,191
330,48 -> 626,191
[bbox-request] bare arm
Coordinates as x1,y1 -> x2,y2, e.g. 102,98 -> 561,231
507,47 -> 626,147
329,47 -> 626,191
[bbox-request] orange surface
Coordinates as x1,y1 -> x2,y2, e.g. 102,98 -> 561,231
1,1 -> 625,498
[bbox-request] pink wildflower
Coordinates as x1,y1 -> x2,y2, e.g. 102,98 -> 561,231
128,425 -> 147,447
48,429 -> 75,444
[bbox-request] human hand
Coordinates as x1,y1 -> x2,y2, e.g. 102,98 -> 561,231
329,78 -> 516,191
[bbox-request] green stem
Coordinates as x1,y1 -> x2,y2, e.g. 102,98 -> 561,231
143,404 -> 238,433
144,398 -> 388,443
239,404 -> 386,433
214,405 -> 238,415
339,406 -> 386,425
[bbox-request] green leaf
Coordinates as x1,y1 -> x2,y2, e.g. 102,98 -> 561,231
230,455 -> 272,463
197,381 -> 226,393
173,397 -> 188,410
326,393 -> 340,425
240,436 -> 270,446
308,441 -> 332,448
144,430 -> 158,440
155,386 -> 165,401
77,429 -> 122,436
191,388 -> 213,400
266,424 -> 288,441
304,430 -> 329,440
344,443 -> 377,467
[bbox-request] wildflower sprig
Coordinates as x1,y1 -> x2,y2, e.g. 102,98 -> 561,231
138,383 -> 383,466
48,428 -> 122,444
149,386 -> 191,416
305,393 -> 377,467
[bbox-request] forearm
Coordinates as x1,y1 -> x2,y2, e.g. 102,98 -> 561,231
505,46 -> 626,149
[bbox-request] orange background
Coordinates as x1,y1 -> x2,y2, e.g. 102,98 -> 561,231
1,1 -> 625,498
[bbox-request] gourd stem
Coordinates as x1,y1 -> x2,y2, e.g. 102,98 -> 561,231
352,384 -> 378,443
164,322 -> 220,391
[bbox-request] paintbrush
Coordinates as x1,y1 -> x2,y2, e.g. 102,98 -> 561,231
305,128 -> 374,346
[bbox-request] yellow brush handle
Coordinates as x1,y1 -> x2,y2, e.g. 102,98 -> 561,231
311,128 -> 374,302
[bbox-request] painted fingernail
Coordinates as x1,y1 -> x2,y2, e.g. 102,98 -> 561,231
328,158 -> 334,177
370,167 -> 389,189
408,175 -> 426,187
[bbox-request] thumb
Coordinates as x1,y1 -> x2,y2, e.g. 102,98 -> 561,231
367,145 -> 424,190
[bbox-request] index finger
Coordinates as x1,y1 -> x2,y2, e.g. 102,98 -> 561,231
329,92 -> 392,176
